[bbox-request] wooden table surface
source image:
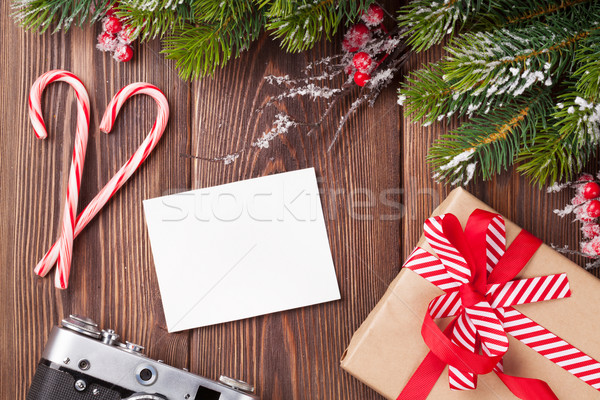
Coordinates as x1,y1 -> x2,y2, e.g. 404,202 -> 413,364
1,4 -> 598,400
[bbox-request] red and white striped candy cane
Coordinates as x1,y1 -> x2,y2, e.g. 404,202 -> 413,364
29,70 -> 90,289
34,83 -> 169,288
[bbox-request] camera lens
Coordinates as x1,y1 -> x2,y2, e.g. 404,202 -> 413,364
139,368 -> 153,381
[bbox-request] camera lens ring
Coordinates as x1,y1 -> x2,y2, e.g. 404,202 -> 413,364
134,364 -> 158,386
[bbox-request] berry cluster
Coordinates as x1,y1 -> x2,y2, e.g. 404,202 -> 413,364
552,173 -> 600,261
342,4 -> 386,87
96,6 -> 134,62
569,174 -> 600,254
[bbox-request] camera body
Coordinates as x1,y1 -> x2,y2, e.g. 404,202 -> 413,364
27,315 -> 258,400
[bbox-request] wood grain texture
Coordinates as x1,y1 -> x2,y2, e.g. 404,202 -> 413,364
0,3 -> 597,400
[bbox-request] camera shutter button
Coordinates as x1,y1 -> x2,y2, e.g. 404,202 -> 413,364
219,376 -> 255,393
126,341 -> 145,353
101,329 -> 120,345
62,315 -> 101,339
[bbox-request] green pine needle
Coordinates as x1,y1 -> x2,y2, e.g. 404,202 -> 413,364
162,3 -> 264,80
399,62 -> 516,126
12,0 -> 111,33
430,88 -> 553,185
265,0 -> 373,53
398,0 -> 488,52
117,0 -> 195,41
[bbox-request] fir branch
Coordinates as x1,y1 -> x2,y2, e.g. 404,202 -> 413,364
162,1 -> 264,79
518,30 -> 600,185
429,88 -> 553,185
264,0 -> 373,53
442,24 -> 592,94
572,29 -> 600,99
397,0 -> 487,52
504,0 -> 592,24
256,0 -> 295,15
518,91 -> 600,185
398,62 -> 517,125
117,0 -> 195,41
473,0 -> 593,28
12,0 -> 110,33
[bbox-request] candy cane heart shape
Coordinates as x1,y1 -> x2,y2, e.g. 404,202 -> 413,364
29,70 -> 91,289
34,83 -> 169,289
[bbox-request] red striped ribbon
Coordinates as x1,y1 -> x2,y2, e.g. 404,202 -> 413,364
397,209 -> 598,400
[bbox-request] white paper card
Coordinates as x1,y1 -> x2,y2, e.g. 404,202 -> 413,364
143,168 -> 341,332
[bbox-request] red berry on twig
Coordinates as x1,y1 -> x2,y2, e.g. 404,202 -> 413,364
582,222 -> 600,239
114,44 -> 133,62
353,52 -> 372,72
361,5 -> 384,27
583,182 -> 600,199
97,32 -> 118,52
342,23 -> 371,52
588,200 -> 600,218
103,16 -> 122,35
578,173 -> 595,182
118,25 -> 135,43
354,71 -> 371,87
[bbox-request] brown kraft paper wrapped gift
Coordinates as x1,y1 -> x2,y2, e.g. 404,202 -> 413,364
340,187 -> 600,399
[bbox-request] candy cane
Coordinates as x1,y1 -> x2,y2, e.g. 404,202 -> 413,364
34,83 -> 170,289
29,70 -> 90,289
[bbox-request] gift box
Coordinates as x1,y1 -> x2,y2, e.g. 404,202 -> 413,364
341,188 -> 600,399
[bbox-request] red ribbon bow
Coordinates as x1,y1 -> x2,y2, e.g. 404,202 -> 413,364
398,210 -> 572,400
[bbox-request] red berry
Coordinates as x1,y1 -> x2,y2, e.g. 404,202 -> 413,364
342,23 -> 371,52
353,52 -> 372,72
96,32 -> 118,52
572,193 -> 586,206
582,223 -> 600,239
118,25 -> 134,43
588,200 -> 600,218
103,16 -> 122,35
578,173 -> 595,182
591,236 -> 600,255
354,71 -> 371,87
114,44 -> 133,62
342,38 -> 358,52
583,182 -> 600,199
361,5 -> 384,27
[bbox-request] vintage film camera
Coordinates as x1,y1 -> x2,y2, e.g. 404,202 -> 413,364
27,315 -> 258,400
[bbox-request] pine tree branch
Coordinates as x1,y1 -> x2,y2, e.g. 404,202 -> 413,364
429,88 -> 553,185
162,1 -> 264,80
443,24 -> 600,94
264,0 -> 373,53
398,0 -> 487,52
504,0 -> 592,24
398,63 -> 519,126
12,0 -> 110,33
117,0 -> 195,41
470,0 -> 594,29
573,29 -> 600,99
518,88 -> 600,185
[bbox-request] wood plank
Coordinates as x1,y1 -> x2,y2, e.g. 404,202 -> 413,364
189,31 -> 399,400
2,3 -> 598,400
0,7 -> 191,398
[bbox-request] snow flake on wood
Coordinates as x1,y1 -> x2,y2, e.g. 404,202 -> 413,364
252,113 -> 297,149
